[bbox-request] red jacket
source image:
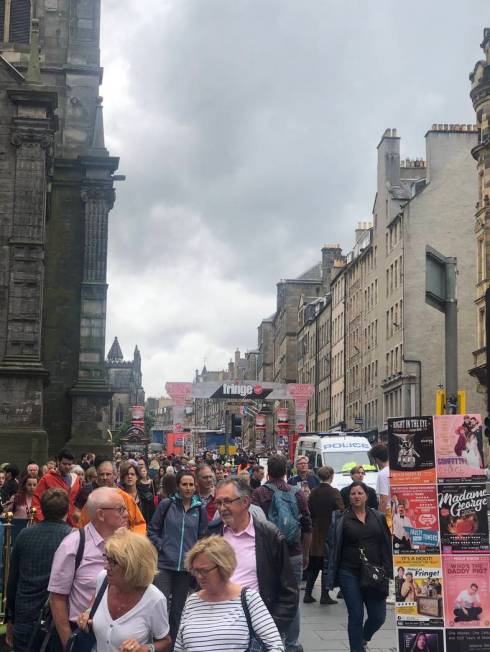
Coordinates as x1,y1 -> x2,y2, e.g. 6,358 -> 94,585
32,470 -> 82,526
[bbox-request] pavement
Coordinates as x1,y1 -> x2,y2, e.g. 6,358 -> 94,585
300,587 -> 397,652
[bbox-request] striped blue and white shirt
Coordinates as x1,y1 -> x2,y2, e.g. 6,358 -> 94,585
174,589 -> 284,651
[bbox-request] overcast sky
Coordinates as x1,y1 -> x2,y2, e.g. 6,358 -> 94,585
100,0 -> 489,397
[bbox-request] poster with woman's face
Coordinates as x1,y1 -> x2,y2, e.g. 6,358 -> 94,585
434,415 -> 485,484
398,628 -> 444,652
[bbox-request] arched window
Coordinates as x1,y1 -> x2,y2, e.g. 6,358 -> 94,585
0,0 -> 31,45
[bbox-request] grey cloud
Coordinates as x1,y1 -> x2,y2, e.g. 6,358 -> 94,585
102,0 -> 489,393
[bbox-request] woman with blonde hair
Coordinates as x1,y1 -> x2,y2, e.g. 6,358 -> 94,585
174,536 -> 283,651
77,528 -> 171,652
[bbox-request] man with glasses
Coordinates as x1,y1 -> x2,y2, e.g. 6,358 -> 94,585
74,455 -> 146,533
196,464 -> 216,520
340,465 -> 378,509
48,487 -> 128,649
209,477 -> 297,646
288,456 -> 319,491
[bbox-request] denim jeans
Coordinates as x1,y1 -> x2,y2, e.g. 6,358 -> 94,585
13,622 -> 35,652
154,569 -> 191,643
13,621 -> 63,652
284,554 -> 303,652
338,568 -> 386,652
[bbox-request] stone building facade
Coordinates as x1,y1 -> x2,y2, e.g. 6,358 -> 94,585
106,337 -> 145,433
343,126 -> 484,433
0,1 -> 120,463
330,260 -> 346,428
271,246 -> 341,385
297,293 -> 331,431
470,29 -> 490,389
344,225 -> 373,430
257,317 -> 274,382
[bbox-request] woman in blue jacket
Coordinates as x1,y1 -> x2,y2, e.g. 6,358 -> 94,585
149,470 -> 208,642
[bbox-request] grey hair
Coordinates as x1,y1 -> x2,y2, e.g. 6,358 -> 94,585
216,477 -> 251,500
86,487 -> 121,518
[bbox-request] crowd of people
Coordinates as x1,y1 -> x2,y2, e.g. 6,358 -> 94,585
0,442 -> 393,652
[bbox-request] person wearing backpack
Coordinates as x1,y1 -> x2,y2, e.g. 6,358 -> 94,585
252,455 -> 312,652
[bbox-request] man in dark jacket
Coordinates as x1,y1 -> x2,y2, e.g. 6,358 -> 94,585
340,465 -> 378,509
209,477 -> 298,638
252,455 -> 312,652
288,456 -> 319,491
5,488 -> 72,652
305,465 -> 344,605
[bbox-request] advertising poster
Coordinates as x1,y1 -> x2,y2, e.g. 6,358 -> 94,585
391,485 -> 440,554
442,555 -> 490,628
388,417 -> 436,486
394,555 -> 444,627
434,415 -> 485,484
445,629 -> 490,652
398,629 -> 444,652
438,484 -> 489,553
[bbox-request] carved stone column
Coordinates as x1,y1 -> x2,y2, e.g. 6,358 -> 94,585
0,88 -> 57,464
67,153 -> 119,456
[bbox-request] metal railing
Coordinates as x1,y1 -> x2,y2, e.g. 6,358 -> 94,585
0,507 -> 36,623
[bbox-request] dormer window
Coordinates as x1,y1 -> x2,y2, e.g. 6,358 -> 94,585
0,0 -> 31,45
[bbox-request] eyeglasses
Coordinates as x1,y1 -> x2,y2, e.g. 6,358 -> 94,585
103,554 -> 119,567
214,497 -> 241,508
99,506 -> 128,514
190,565 -> 218,577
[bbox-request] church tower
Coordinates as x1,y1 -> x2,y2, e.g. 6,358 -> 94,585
0,1 -> 120,462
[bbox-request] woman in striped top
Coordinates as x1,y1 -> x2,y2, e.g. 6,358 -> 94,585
174,536 -> 284,652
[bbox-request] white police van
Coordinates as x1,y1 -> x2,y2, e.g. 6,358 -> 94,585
294,433 -> 377,491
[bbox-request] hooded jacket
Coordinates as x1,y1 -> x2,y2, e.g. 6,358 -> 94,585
148,493 -> 208,571
32,470 -> 81,526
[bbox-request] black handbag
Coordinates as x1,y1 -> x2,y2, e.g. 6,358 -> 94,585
64,577 -> 108,652
359,548 -> 389,597
240,587 -> 265,652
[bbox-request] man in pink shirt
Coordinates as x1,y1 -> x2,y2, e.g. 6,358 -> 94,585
208,477 -> 297,637
48,487 -> 128,649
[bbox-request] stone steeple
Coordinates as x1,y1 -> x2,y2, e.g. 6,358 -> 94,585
107,337 -> 124,362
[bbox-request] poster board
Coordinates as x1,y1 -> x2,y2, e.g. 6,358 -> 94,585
389,415 -> 490,650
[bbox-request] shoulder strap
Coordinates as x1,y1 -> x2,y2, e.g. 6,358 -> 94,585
75,528 -> 85,572
240,588 -> 263,647
88,576 -> 108,619
264,482 -> 278,493
240,587 -> 254,635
